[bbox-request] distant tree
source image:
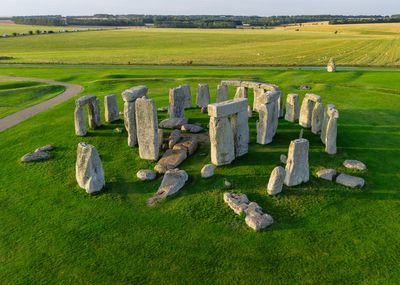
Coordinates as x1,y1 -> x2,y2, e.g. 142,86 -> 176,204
28,30 -> 34,35
12,32 -> 17,37
35,30 -> 41,34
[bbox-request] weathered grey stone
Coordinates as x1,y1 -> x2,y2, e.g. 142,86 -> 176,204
223,192 -> 249,215
299,94 -> 321,128
104,95 -> 119,123
234,86 -> 248,99
159,118 -> 188,129
325,107 -> 339,154
76,95 -> 96,107
267,166 -> 286,195
299,85 -> 311,90
216,84 -> 229,103
154,149 -> 187,174
224,179 -> 232,189
136,169 -> 157,181
168,130 -> 181,149
311,102 -> 324,134
336,173 -> 365,188
285,93 -> 300,122
253,87 -> 265,112
169,87 -> 185,119
122,86 -> 148,102
257,92 -> 279,145
207,98 -> 248,118
74,106 -> 87,136
201,164 -> 216,178
280,154 -> 287,164
180,84 -> 192,108
181,124 -> 203,133
197,84 -> 210,108
284,138 -> 309,186
343,160 -> 367,171
158,129 -> 164,149
231,110 -> 249,157
34,144 -> 55,153
135,97 -> 159,160
245,202 -> 274,231
88,97 -> 101,129
209,116 -> 235,166
316,168 -> 337,181
327,58 -> 336,72
320,104 -> 336,144
21,151 -> 51,162
75,142 -> 105,194
173,138 -> 198,156
148,169 -> 188,205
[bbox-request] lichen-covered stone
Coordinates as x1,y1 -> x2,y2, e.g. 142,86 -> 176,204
197,84 -> 210,108
284,138 -> 309,186
154,149 -> 187,174
336,173 -> 365,188
201,164 -> 216,178
104,95 -> 119,123
316,168 -> 337,181
267,166 -> 285,195
148,169 -> 188,205
343,160 -> 367,171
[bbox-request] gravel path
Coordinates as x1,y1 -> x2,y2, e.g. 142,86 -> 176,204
0,76 -> 83,132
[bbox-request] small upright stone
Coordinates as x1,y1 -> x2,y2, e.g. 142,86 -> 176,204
327,58 -> 336,72
285,93 -> 300,122
311,101 -> 324,134
169,87 -> 185,119
104,95 -> 119,123
267,166 -> 286,195
201,164 -> 216,178
216,84 -> 228,103
75,142 -> 105,193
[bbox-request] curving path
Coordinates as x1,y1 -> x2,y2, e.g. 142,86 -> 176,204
0,76 -> 83,132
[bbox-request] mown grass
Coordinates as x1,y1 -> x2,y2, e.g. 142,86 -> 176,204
0,66 -> 399,284
0,23 -> 399,66
0,80 -> 65,118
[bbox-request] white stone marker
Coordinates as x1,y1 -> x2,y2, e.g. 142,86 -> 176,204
256,91 -> 279,145
311,101 -> 324,134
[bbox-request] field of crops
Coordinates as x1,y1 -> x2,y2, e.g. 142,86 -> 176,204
0,65 -> 399,284
0,22 -> 399,66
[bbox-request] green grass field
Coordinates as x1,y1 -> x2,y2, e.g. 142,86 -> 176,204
0,80 -> 65,118
0,22 -> 399,66
0,65 -> 399,284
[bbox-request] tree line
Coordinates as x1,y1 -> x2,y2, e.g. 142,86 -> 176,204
12,14 -> 400,28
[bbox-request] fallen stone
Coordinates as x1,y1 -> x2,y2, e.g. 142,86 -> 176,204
154,149 -> 187,174
21,151 -> 51,162
223,192 -> 249,215
299,85 -> 311,90
34,144 -> 55,152
75,142 -> 105,194
267,166 -> 285,195
224,179 -> 232,189
181,124 -> 203,133
201,164 -> 216,178
245,202 -> 274,231
343,160 -> 367,171
136,169 -> 157,181
316,168 -> 337,181
336,173 -> 365,188
104,94 -> 119,123
159,118 -> 188,129
173,138 -> 198,156
168,130 -> 181,149
148,168 -> 188,205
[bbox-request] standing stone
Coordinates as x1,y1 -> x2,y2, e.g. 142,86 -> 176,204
253,87 -> 265,111
311,102 -> 324,134
320,104 -> 335,144
209,117 -> 235,166
122,86 -> 148,147
216,84 -> 228,103
104,95 -> 119,123
325,108 -> 339,155
299,94 -> 321,128
180,84 -> 192,109
169,87 -> 185,119
76,142 -> 105,193
74,106 -> 86,136
284,138 -> 309,186
285,93 -> 300,122
278,92 -> 284,118
230,110 -> 249,157
234,86 -> 248,99
88,97 -> 101,129
267,166 -> 286,195
197,84 -> 210,108
256,92 -> 279,145
327,58 -> 336,72
135,97 -> 159,160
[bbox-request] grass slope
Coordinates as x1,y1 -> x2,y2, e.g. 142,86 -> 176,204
0,80 -> 65,118
0,66 -> 399,284
0,23 -> 399,66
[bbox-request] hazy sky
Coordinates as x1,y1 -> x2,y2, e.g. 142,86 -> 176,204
2,0 -> 399,16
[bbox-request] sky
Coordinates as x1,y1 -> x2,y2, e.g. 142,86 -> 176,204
1,0 -> 399,17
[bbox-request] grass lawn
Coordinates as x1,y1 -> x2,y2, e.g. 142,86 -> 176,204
0,66 -> 399,284
0,80 -> 65,118
0,22 -> 399,66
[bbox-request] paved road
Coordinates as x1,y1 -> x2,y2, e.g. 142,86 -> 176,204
0,76 -> 83,132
